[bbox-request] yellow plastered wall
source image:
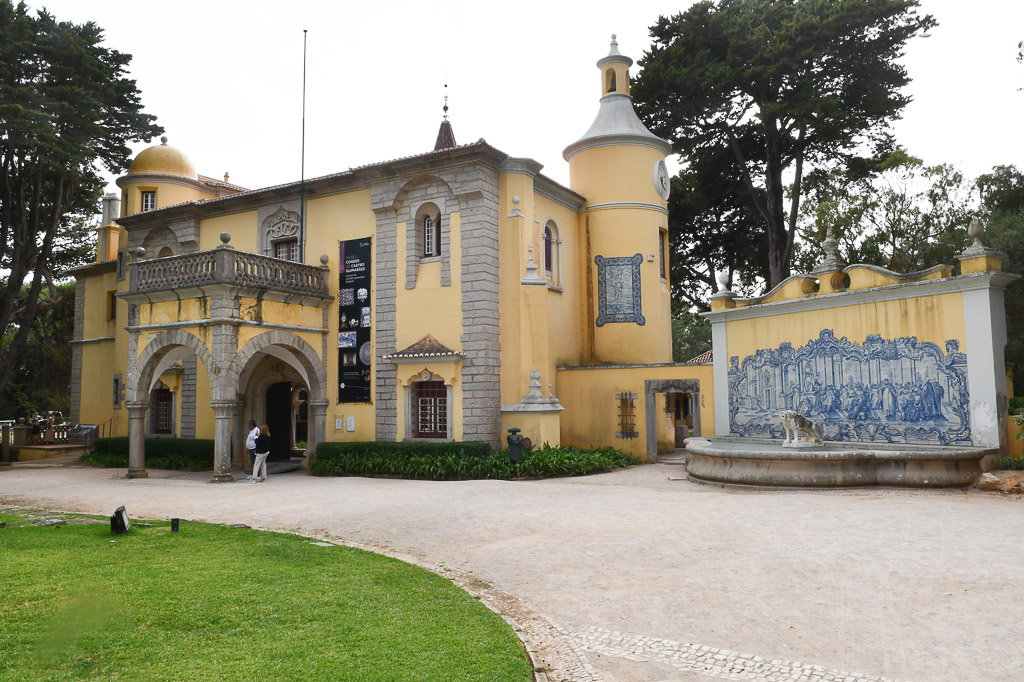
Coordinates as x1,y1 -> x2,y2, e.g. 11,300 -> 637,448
498,174 -> 528,407
199,211 -> 258,252
120,180 -> 216,216
725,293 -> 967,366
78,340 -> 119,431
395,211 -> 463,352
305,189 -> 378,442
82,271 -> 120,341
557,364 -> 715,459
138,298 -> 209,326
237,298 -> 322,329
500,410 -> 561,448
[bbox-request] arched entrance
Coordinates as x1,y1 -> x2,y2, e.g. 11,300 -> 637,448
227,330 -> 328,469
126,329 -> 222,479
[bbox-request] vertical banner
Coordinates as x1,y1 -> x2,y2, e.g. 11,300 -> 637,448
338,238 -> 372,403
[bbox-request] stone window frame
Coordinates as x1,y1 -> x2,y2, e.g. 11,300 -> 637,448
258,205 -> 303,262
404,372 -> 453,441
542,219 -> 563,291
659,228 -> 668,281
113,373 -> 123,409
406,198 -> 451,289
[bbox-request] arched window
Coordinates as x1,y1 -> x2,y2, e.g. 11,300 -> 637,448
606,69 -> 617,93
543,225 -> 554,276
423,215 -> 440,257
542,220 -> 561,288
158,246 -> 174,259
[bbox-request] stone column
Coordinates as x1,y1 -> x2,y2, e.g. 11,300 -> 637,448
231,400 -> 247,469
126,401 -> 149,478
210,400 -> 236,483
307,399 -> 329,463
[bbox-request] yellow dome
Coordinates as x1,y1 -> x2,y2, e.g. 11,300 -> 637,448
127,136 -> 198,180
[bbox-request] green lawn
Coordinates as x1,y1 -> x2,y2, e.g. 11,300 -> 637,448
0,510 -> 533,681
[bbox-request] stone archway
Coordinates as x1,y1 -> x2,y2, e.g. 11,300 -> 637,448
126,330 -> 221,479
226,330 -> 328,464
644,379 -> 701,462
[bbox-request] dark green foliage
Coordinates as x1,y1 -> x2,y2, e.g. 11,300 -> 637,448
996,456 -> 1024,471
0,281 -> 76,418
672,311 -> 712,363
633,0 -> 936,288
81,438 -> 214,471
311,442 -> 638,480
0,1 -> 162,402
1010,397 -> 1024,414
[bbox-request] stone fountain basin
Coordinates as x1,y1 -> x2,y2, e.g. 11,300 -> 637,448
684,437 -> 995,488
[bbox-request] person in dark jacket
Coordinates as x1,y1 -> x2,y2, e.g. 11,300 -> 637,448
251,425 -> 271,483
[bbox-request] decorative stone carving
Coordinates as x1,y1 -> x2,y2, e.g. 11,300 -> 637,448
780,410 -> 824,447
264,207 -> 300,241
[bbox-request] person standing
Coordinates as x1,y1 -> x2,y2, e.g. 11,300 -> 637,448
251,425 -> 271,483
245,421 -> 260,473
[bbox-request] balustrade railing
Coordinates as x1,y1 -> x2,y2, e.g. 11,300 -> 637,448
130,248 -> 328,298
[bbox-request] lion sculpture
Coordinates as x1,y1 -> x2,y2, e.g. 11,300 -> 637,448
780,410 -> 824,447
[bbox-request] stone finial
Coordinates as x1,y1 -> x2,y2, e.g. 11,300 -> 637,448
522,244 -> 546,285
958,217 -> 1005,268
160,136 -> 168,145
811,226 -> 846,274
967,218 -> 985,251
607,34 -> 622,57
508,195 -> 524,218
522,370 -> 547,404
220,232 -> 231,244
717,271 -> 731,292
320,254 -> 329,265
132,246 -> 146,260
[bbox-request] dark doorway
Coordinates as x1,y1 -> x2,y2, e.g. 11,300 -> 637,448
265,381 -> 293,460
295,390 -> 308,444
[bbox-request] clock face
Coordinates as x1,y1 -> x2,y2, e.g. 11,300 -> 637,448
653,160 -> 670,201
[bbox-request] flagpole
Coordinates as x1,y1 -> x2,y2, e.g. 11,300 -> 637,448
300,29 -> 307,261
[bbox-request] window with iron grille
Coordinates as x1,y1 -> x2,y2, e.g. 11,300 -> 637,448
152,389 -> 173,434
616,392 -> 638,438
411,381 -> 448,438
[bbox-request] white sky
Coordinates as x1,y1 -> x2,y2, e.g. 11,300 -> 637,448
27,0 -> 1024,200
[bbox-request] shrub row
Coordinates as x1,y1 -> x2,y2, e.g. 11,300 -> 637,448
311,441 -> 638,480
81,438 -> 214,471
1010,396 -> 1024,414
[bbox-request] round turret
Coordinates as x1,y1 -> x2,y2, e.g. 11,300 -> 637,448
128,136 -> 198,180
566,36 -> 674,365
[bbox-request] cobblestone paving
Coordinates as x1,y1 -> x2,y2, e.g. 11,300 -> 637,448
571,626 -> 903,682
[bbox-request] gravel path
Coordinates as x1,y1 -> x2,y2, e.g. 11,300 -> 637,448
2,460 -> 1021,682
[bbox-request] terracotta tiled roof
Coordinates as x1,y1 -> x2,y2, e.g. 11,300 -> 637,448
66,258 -> 117,275
197,174 -> 248,192
434,119 -> 457,151
685,349 -> 713,364
382,334 -> 464,361
117,139 -> 585,220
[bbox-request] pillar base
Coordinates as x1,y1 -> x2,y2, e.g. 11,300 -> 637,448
126,468 -> 149,479
209,471 -> 235,483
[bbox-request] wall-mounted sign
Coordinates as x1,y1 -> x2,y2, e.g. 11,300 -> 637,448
338,238 -> 372,403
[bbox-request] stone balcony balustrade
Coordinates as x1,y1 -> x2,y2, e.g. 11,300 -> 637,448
129,242 -> 329,299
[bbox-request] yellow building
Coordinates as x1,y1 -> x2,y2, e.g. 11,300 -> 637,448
69,37 -> 715,479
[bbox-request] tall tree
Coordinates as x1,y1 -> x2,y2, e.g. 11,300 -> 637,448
791,151 -> 976,274
0,1 -> 161,402
633,0 -> 936,287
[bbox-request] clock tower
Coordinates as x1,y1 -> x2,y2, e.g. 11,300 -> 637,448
564,36 -> 674,364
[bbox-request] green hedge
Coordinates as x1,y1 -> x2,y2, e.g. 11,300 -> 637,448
311,441 -> 638,480
81,437 -> 215,471
1010,397 -> 1024,414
